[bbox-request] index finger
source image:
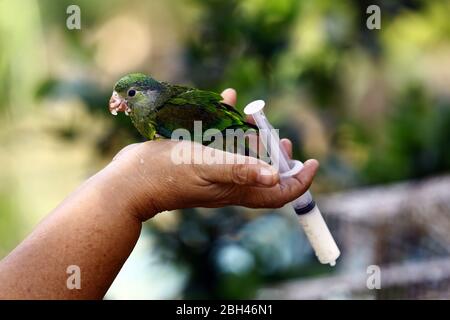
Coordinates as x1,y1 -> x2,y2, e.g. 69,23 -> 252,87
235,159 -> 320,209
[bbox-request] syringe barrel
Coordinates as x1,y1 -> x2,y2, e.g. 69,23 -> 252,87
251,110 -> 291,173
295,205 -> 340,265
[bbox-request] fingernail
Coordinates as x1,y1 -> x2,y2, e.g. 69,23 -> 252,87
258,167 -> 276,185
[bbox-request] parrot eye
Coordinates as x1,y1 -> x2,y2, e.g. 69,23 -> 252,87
127,89 -> 136,97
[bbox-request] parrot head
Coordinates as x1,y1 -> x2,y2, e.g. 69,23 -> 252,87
109,73 -> 163,116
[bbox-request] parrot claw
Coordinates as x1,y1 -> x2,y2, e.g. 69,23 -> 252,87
111,109 -> 118,116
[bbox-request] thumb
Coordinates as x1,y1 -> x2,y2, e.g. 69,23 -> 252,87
197,160 -> 279,187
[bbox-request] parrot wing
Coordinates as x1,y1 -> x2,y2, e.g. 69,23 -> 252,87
155,88 -> 256,139
165,88 -> 244,118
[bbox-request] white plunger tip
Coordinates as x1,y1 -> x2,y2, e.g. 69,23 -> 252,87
244,100 -> 265,115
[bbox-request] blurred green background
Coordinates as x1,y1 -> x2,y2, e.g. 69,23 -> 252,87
1,0 -> 450,299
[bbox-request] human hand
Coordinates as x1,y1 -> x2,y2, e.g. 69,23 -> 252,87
101,89 -> 319,222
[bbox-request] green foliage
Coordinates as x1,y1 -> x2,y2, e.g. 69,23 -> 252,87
185,0 -> 302,106
363,85 -> 450,183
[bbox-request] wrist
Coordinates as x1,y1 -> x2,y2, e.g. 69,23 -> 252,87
104,150 -> 161,222
94,158 -> 160,222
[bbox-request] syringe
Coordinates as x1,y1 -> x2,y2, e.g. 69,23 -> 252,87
244,100 -> 340,266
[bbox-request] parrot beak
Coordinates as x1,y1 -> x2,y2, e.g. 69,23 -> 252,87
109,91 -> 131,116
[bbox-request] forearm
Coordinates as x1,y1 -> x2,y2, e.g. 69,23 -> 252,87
0,163 -> 147,299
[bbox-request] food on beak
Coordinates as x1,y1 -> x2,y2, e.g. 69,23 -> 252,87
109,91 -> 129,116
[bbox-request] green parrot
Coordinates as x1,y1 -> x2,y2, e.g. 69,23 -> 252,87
109,73 -> 257,144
